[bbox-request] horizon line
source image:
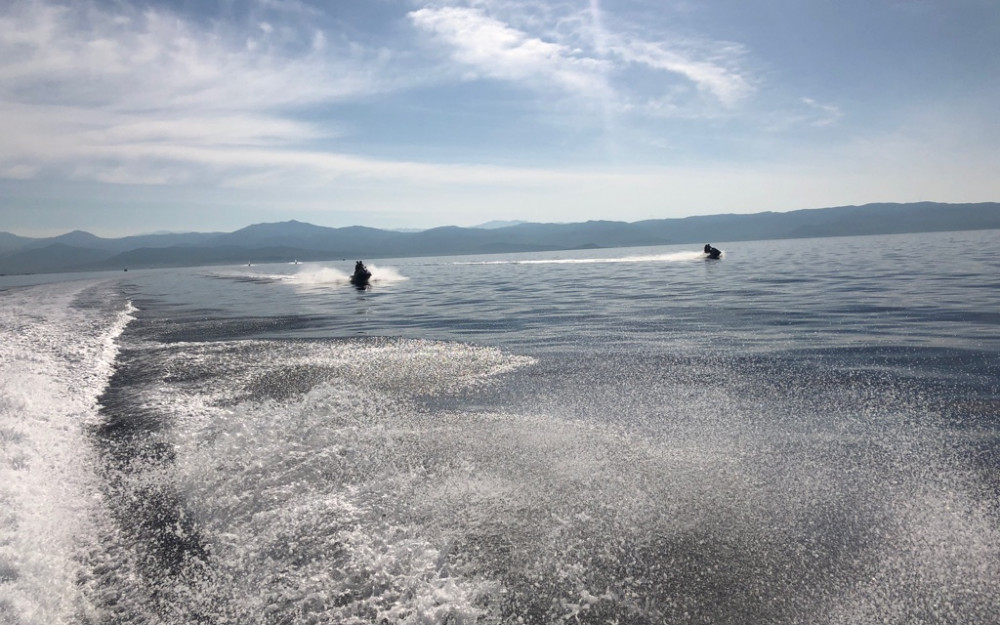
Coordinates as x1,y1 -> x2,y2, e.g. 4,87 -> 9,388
4,200 -> 997,240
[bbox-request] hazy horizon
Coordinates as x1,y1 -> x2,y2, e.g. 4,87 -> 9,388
3,200 -> 998,244
3,201 -> 995,241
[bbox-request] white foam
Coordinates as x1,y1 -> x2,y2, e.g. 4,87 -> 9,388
202,263 -> 409,290
0,281 -> 133,624
284,263 -> 408,288
285,265 -> 351,285
362,263 -> 408,284
54,328 -> 1000,622
101,338 -> 533,621
458,250 -> 707,265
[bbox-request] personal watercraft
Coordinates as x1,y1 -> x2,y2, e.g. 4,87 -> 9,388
350,260 -> 372,287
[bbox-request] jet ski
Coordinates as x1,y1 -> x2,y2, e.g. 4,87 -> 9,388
350,260 -> 372,287
703,244 -> 722,259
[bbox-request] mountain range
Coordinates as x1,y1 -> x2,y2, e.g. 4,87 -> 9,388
2,202 -> 998,275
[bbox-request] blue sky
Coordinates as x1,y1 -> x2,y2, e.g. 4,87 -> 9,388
1,0 -> 998,236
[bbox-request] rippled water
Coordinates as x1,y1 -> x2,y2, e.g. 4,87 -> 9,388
1,230 -> 998,624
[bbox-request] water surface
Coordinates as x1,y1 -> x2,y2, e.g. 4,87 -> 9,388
1,230 -> 998,624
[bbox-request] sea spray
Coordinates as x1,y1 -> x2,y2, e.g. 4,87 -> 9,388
0,281 -> 133,625
80,337 -> 532,623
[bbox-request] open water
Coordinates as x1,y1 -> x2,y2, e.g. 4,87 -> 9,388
1,230 -> 998,624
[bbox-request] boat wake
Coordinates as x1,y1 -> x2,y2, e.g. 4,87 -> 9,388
459,251 -> 707,265
286,264 -> 407,288
0,280 -> 134,625
208,264 -> 408,289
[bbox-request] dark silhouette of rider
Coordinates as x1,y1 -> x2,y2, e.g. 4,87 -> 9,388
704,244 -> 721,259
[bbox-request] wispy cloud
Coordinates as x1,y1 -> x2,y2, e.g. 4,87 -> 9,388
1,0 -> 759,191
408,1 -> 754,112
0,0 -> 404,185
409,6 -> 611,97
801,97 -> 844,127
758,97 -> 845,134
0,93 -> 631,190
607,38 -> 752,108
0,0 -> 388,112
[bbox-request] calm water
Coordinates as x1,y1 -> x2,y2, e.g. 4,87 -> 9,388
1,230 -> 998,624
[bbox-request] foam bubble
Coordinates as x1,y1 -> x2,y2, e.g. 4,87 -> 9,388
0,281 -> 133,625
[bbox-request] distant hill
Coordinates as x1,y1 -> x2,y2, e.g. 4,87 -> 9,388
1,202 -> 998,275
0,231 -> 35,255
1,243 -> 116,275
475,220 -> 528,229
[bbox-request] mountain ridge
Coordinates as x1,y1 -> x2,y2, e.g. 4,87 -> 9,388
2,201 -> 998,275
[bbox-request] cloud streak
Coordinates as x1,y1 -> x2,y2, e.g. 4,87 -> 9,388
409,6 -> 611,97
408,2 -> 753,110
0,0 -> 389,112
0,0 -> 405,186
607,38 -> 752,108
0,0 -> 758,191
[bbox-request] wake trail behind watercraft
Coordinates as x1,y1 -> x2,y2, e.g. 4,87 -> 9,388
458,251 -> 706,265
208,264 -> 407,289
0,281 -> 134,625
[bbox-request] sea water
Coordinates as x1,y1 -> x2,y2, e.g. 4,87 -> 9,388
1,230 -> 998,624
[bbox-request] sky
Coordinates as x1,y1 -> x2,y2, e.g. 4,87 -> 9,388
1,0 -> 998,237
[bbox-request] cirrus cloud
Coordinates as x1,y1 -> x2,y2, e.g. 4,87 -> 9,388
408,2 -> 753,110
409,6 -> 612,97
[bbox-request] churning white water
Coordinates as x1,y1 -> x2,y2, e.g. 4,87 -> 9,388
0,281 -> 132,624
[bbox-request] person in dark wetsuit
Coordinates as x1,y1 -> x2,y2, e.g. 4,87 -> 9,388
704,244 -> 721,259
351,260 -> 372,285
